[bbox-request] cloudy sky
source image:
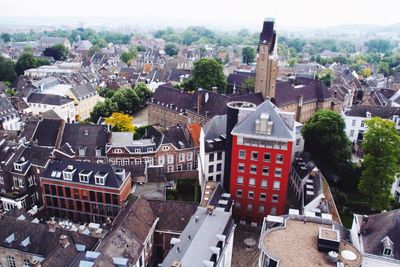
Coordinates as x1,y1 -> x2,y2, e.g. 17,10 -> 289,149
1,0 -> 399,29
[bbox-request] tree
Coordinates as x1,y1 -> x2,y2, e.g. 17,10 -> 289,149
1,33 -> 11,43
133,83 -> 152,104
15,53 -> 36,75
241,77 -> 255,92
0,56 -> 17,82
111,87 -> 140,114
105,112 -> 134,132
242,47 -> 255,65
378,61 -> 390,76
288,58 -> 297,67
89,99 -> 117,123
165,43 -> 179,57
43,44 -> 69,60
120,46 -> 138,65
359,118 -> 400,210
363,67 -> 372,77
302,110 -> 351,176
88,45 -> 101,57
188,58 -> 227,93
317,68 -> 335,87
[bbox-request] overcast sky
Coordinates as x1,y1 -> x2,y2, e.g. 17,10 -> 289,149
1,0 -> 400,30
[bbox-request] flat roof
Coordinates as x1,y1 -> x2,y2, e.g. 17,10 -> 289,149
261,219 -> 362,267
162,207 -> 232,267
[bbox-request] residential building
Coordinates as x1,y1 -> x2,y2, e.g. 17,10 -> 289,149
41,159 -> 131,224
25,93 -> 76,123
0,94 -> 21,131
259,212 -> 362,267
148,84 -> 264,127
350,210 -> 400,267
0,212 -> 97,267
229,100 -> 296,224
391,173 -> 400,203
162,183 -> 235,267
198,115 -> 227,189
39,37 -> 72,50
342,105 -> 400,143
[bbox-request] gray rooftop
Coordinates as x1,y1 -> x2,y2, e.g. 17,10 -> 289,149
203,115 -> 227,140
110,132 -> 154,147
231,100 -> 293,141
162,207 -> 233,267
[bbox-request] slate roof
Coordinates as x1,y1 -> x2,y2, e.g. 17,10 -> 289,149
76,40 -> 92,51
0,216 -> 97,266
42,159 -> 129,189
344,105 -> 400,118
27,93 -> 73,106
39,37 -> 69,45
232,100 -> 293,141
203,115 -> 227,140
162,126 -> 192,149
0,95 -> 19,121
358,209 -> 400,260
94,198 -> 157,266
60,124 -> 109,158
70,83 -> 97,100
274,77 -> 333,106
148,200 -> 198,233
227,72 -> 255,91
20,145 -> 52,167
32,118 -> 63,147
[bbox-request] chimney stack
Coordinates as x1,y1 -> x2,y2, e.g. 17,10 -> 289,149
29,259 -> 41,267
48,221 -> 57,233
59,235 -> 70,248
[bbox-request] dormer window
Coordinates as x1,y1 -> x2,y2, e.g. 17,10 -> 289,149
63,166 -> 76,181
383,248 -> 392,256
135,148 -> 141,153
95,148 -> 102,157
79,170 -> 92,183
79,146 -> 86,157
94,171 -> 108,185
381,236 -> 394,257
14,163 -> 22,171
147,147 -> 153,152
162,146 -> 169,151
366,111 -> 371,118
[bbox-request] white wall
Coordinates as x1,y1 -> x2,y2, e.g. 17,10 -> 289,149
27,101 -> 76,122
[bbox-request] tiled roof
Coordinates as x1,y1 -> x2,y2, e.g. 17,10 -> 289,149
203,115 -> 227,140
344,105 -> 400,118
27,93 -> 73,106
33,118 -> 63,147
186,123 -> 201,146
70,83 -> 97,99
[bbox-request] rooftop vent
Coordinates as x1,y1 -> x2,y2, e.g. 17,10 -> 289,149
5,233 -> 15,244
207,205 -> 215,215
20,236 -> 30,247
255,113 -> 273,135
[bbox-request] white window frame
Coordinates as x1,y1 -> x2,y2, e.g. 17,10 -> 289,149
237,176 -> 243,184
179,153 -> 185,163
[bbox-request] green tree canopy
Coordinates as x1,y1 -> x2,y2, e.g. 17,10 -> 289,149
0,33 -> 11,43
317,68 -> 335,87
43,44 -> 69,60
165,43 -> 179,57
0,56 -> 17,82
120,46 -> 138,65
188,58 -> 227,93
302,110 -> 351,176
110,87 -> 140,115
242,47 -> 255,65
359,117 -> 400,210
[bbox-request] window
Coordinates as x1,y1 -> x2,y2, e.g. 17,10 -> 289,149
350,130 -> 354,137
258,205 -> 265,213
96,149 -> 102,157
236,189 -> 242,198
14,163 -> 22,171
208,176 -> 213,181
272,194 -> 279,203
209,153 -> 215,162
238,163 -> 245,172
79,171 -> 92,183
208,165 -> 214,173
179,153 -> 185,162
261,180 -> 267,188
264,153 -> 271,162
95,175 -> 106,185
23,259 -> 29,267
13,177 -> 18,188
177,164 -> 183,171
167,155 -> 174,164
276,155 -> 284,163
249,178 -> 256,186
123,158 -> 129,166
114,149 -> 123,153
147,147 -> 153,152
250,165 -> 257,174
0,176 -> 3,184
135,148 -> 141,153
28,177 -> 34,187
351,120 -> 356,126
247,204 -> 253,211
248,191 -> 254,199
270,207 -> 277,215
260,193 -> 266,201
239,150 -> 246,159
262,167 -> 269,176
18,178 -> 23,188
275,168 -> 282,177
167,165 -> 174,172
162,146 -> 169,151
8,256 -> 15,267
216,174 -> 221,182
217,152 -> 222,160
296,138 -> 301,147
273,181 -> 281,190
361,121 -> 365,127
216,163 -> 222,172
251,151 -> 258,161
237,136 -> 243,145
235,202 -> 241,209
237,176 -> 243,184
383,248 -> 392,256
187,162 -> 193,170
158,156 -> 165,165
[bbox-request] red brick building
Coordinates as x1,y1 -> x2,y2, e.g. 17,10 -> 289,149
229,100 -> 296,225
41,159 -> 131,224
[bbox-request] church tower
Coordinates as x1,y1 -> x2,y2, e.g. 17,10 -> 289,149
255,18 -> 278,99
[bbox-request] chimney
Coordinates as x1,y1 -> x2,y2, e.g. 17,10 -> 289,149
211,87 -> 218,93
29,259 -> 41,267
48,221 -> 57,232
59,235 -> 70,248
207,205 -> 215,215
197,89 -> 204,114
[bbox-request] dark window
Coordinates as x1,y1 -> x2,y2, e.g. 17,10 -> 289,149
65,187 -> 71,198
50,185 -> 57,195
92,204 -> 98,213
85,202 -> 90,212
68,199 -> 74,209
208,165 -> 214,173
52,197 -> 58,207
60,198 -> 66,209
106,205 -> 113,216
217,152 -> 222,160
99,204 -> 105,215
216,163 -> 222,172
81,190 -> 88,200
44,184 -> 50,194
113,206 -> 119,216
97,192 -> 103,203
105,193 -> 111,204
74,189 -> 79,199
45,196 -> 52,206
76,201 -> 82,211
209,154 -> 214,162
90,191 -> 96,201
112,195 -> 119,205
57,186 -> 64,197
216,174 -> 221,182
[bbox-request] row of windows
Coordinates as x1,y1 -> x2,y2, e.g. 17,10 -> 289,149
237,164 -> 282,177
235,202 -> 277,215
208,163 -> 222,173
236,190 -> 280,201
239,150 -> 284,163
209,152 -> 223,162
236,177 -> 281,190
237,137 -> 288,150
159,152 -> 194,165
